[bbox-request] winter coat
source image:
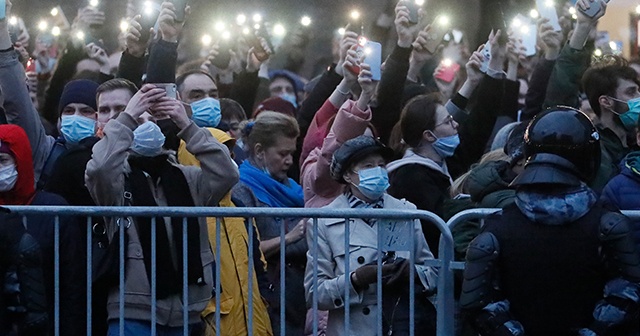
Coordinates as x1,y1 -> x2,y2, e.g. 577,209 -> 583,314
304,193 -> 438,336
85,113 -> 239,326
301,100 -> 372,208
601,151 -> 640,246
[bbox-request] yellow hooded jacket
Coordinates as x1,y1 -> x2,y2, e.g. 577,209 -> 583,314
178,128 -> 273,336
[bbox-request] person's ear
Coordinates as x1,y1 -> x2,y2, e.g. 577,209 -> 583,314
254,143 -> 264,160
598,95 -> 613,111
422,129 -> 437,142
343,172 -> 352,184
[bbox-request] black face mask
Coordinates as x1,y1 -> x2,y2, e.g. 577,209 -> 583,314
156,119 -> 180,152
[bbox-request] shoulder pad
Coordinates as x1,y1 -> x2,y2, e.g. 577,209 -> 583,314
599,211 -> 632,241
460,232 -> 500,310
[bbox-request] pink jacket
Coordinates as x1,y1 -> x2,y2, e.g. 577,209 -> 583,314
300,99 -> 339,166
301,99 -> 372,208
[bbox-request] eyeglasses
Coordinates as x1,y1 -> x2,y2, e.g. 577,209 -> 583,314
435,114 -> 455,128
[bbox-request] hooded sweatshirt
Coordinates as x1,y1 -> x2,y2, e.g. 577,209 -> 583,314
0,124 -> 36,206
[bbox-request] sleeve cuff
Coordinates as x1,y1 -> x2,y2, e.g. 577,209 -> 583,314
486,68 -> 506,79
451,93 -> 469,111
116,113 -> 139,131
389,44 -> 413,62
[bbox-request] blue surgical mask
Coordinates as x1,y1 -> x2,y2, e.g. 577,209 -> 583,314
610,96 -> 640,131
60,115 -> 96,143
353,167 -> 389,201
431,133 -> 460,158
131,121 -> 166,157
279,93 -> 298,109
191,97 -> 222,128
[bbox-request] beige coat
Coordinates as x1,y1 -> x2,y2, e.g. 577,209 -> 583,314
85,113 -> 239,326
304,194 -> 438,336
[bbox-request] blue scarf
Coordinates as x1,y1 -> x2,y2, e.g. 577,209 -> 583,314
239,160 -> 304,208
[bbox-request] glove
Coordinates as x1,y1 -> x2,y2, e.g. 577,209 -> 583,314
351,263 -> 396,289
382,258 -> 411,287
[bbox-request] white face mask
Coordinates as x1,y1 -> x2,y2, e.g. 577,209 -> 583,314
0,164 -> 18,192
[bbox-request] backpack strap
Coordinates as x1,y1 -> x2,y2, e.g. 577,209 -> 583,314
36,139 -> 66,190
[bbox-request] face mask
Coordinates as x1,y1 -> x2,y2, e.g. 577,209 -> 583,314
431,133 -> 460,158
60,115 -> 96,143
0,164 -> 18,192
279,93 -> 298,109
610,96 -> 640,131
156,119 -> 180,152
131,121 -> 166,157
352,166 -> 389,201
191,97 -> 222,128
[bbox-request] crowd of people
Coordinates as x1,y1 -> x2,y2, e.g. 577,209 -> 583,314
1,0 -> 640,334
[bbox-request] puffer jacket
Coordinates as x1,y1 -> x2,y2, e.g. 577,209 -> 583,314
601,151 -> 640,247
466,160 -> 516,209
85,113 -> 239,326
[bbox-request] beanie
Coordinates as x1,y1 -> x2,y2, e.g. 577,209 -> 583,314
58,79 -> 100,116
254,97 -> 296,118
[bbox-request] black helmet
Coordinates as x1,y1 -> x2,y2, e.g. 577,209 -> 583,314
511,107 -> 600,187
331,135 -> 394,184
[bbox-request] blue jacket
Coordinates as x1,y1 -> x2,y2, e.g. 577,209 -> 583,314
601,151 -> 640,246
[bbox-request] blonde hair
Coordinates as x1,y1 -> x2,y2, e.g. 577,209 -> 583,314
245,111 -> 300,156
449,149 -> 511,197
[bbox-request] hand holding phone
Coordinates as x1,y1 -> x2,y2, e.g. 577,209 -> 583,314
577,0 -> 609,19
363,41 -> 382,80
425,15 -> 450,54
245,34 -> 270,63
399,0 -> 421,25
435,59 -> 461,83
171,0 -> 187,22
535,0 -> 562,31
479,42 -> 492,73
152,83 -> 177,99
346,38 -> 367,75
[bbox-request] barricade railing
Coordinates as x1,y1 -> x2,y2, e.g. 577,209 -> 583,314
3,206 -> 457,336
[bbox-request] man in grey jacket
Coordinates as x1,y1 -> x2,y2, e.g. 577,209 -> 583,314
86,83 -> 239,334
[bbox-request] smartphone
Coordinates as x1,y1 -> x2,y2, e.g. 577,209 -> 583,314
435,60 -> 461,83
579,0 -> 610,18
520,24 -> 538,57
245,33 -> 269,62
346,37 -> 367,75
26,58 -> 36,73
535,0 -> 562,31
400,0 -> 420,25
425,15 -> 450,54
0,0 -> 5,20
363,41 -> 382,81
451,29 -> 464,44
211,40 -> 232,69
139,5 -> 160,43
154,83 -> 177,99
171,0 -> 187,22
479,42 -> 492,73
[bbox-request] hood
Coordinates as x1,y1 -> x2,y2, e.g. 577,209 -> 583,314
386,149 -> 453,184
466,160 -> 515,203
515,183 -> 596,226
622,151 -> 640,180
0,125 -> 35,205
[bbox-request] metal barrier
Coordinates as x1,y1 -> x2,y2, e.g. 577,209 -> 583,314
3,206 -> 457,336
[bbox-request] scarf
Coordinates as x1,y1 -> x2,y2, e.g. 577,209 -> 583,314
128,155 -> 204,299
345,190 -> 384,226
239,160 -> 304,208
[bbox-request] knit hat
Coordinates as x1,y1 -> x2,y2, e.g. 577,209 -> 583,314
58,79 -> 100,115
254,97 -> 296,118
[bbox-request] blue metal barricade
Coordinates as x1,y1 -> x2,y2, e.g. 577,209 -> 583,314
3,206 -> 458,336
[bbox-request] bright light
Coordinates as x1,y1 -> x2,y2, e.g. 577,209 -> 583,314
569,7 -> 576,15
254,23 -> 261,30
358,36 -> 368,45
76,31 -> 86,41
594,48 -> 603,57
38,20 -> 48,32
51,26 -> 61,36
571,13 -> 578,20
214,21 -> 226,32
521,26 -> 530,35
350,10 -> 361,20
338,27 -> 346,36
236,14 -> 247,25
273,23 -> 286,37
242,27 -> 251,35
8,16 -> 18,26
252,13 -> 262,23
364,47 -> 372,56
120,20 -> 129,33
51,7 -> 59,16
301,16 -> 312,27
545,0 -> 554,8
511,18 -> 522,28
144,1 -> 154,15
201,34 -> 212,46
443,58 -> 453,67
438,15 -> 449,26
530,9 -> 539,18
222,31 -> 231,40
609,41 -> 618,51
89,0 -> 99,7
415,0 -> 425,5
636,5 -> 640,14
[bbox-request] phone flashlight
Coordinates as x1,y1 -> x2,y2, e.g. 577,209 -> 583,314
594,48 -> 602,57
511,17 -> 522,28
350,10 -> 361,21
636,5 -> 640,14
52,26 -> 61,36
236,14 -> 246,25
201,34 -> 212,46
214,21 -> 225,32
301,16 -> 311,27
530,9 -> 539,18
143,1 -> 154,15
442,58 -> 453,67
89,0 -> 99,8
273,23 -> 286,37
51,7 -> 59,16
38,20 -> 48,32
76,31 -> 86,41
438,15 -> 450,26
242,27 -> 251,35
120,19 -> 129,33
8,16 -> 17,26
221,31 -> 231,40
252,13 -> 262,23
544,0 -> 554,8
415,0 -> 425,5
358,36 -> 368,46
338,27 -> 346,36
